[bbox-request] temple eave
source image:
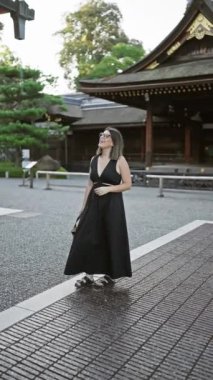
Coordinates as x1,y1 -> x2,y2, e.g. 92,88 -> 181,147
81,78 -> 213,96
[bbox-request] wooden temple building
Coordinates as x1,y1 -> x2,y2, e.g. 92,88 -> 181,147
71,0 -> 213,170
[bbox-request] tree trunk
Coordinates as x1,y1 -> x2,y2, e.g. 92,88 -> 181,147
15,147 -> 21,166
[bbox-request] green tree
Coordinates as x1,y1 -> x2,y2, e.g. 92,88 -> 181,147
0,20 -> 3,34
0,64 -> 67,164
79,41 -> 145,80
0,44 -> 19,65
57,0 -> 130,87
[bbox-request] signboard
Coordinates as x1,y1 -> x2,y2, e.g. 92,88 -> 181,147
24,161 -> 37,170
22,149 -> 30,169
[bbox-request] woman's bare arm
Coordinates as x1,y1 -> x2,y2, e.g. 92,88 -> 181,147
109,156 -> 132,192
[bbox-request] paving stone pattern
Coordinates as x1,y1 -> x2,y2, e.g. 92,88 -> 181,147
0,224 -> 212,380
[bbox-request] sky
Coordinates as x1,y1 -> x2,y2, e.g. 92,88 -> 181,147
1,0 -> 187,94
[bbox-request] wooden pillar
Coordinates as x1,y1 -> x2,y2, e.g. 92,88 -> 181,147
184,124 -> 191,163
140,125 -> 145,161
191,122 -> 202,163
67,131 -> 74,169
145,104 -> 153,167
198,124 -> 203,163
64,134 -> 68,166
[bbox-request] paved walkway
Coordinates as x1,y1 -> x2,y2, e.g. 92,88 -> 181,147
0,222 -> 212,380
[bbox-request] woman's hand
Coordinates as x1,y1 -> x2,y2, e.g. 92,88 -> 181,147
94,186 -> 111,196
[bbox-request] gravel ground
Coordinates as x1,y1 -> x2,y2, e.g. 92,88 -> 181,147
0,177 -> 213,312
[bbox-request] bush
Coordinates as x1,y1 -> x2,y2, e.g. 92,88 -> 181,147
0,161 -> 23,178
0,162 -> 68,178
51,167 -> 68,179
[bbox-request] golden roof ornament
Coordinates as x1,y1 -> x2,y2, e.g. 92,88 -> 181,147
186,13 -> 213,40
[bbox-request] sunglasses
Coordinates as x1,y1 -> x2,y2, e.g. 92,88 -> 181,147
99,132 -> 111,139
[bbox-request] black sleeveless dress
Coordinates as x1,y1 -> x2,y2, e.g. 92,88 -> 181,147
64,155 -> 132,279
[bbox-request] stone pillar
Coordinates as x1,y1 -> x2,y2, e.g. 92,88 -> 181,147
145,105 -> 153,167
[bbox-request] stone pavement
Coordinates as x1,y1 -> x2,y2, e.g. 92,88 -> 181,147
0,222 -> 212,380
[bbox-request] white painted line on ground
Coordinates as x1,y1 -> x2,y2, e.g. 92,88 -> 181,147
0,219 -> 212,332
0,207 -> 23,216
0,307 -> 33,331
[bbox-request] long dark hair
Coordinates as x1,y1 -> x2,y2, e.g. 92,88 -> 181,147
96,127 -> 124,160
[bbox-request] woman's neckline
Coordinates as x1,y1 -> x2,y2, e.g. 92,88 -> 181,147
97,155 -> 111,178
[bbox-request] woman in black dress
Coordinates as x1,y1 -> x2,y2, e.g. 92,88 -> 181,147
64,127 -> 132,288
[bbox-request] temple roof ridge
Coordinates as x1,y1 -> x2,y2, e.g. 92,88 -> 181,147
120,0 -> 213,74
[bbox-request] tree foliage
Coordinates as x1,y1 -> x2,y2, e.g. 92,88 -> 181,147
78,41 -> 145,81
0,63 -> 67,164
57,0 -> 146,87
0,45 -> 20,66
0,21 -> 3,34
